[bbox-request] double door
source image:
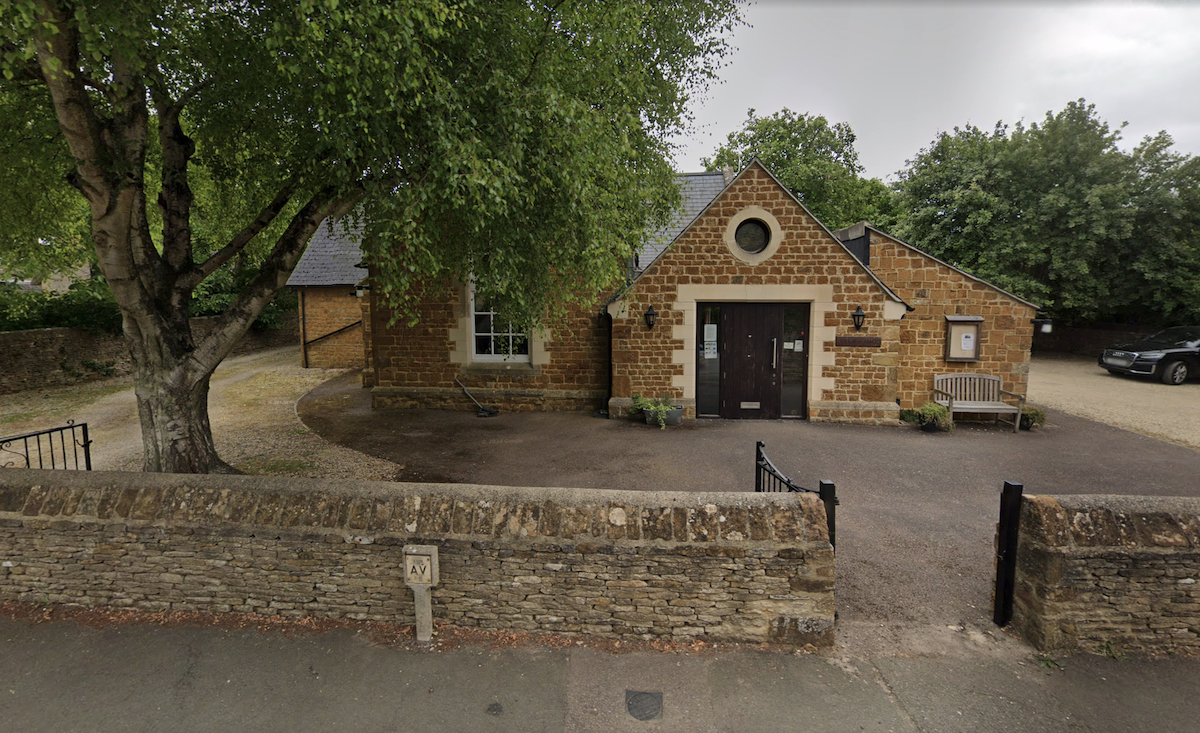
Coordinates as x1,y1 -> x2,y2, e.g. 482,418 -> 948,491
696,303 -> 810,419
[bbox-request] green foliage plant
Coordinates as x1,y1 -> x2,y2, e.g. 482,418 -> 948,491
0,279 -> 121,333
892,98 -> 1200,326
915,401 -> 953,432
1019,405 -> 1046,431
629,393 -> 680,429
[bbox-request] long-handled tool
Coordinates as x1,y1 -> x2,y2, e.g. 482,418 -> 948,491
455,377 -> 499,417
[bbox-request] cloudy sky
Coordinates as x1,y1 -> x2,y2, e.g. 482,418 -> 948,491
670,0 -> 1200,181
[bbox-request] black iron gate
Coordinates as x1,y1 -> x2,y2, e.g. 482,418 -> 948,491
0,421 -> 92,471
753,440 -> 837,548
993,481 -> 1024,627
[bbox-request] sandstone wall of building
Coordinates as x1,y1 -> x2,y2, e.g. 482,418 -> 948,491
868,232 -> 1036,409
1012,494 -> 1200,654
0,314 -> 298,396
367,281 -> 609,413
298,286 -> 365,369
0,470 -> 834,645
610,164 -> 902,424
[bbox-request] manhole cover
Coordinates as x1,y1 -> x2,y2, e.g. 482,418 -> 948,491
625,690 -> 663,721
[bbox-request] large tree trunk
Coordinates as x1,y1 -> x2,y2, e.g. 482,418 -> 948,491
30,2 -> 351,473
125,303 -> 238,474
133,362 -> 233,474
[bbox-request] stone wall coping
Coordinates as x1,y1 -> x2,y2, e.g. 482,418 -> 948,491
1022,494 -> 1200,550
0,469 -> 827,547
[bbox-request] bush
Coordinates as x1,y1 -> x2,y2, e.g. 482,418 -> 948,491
915,401 -> 953,432
0,279 -> 122,333
1020,405 -> 1046,431
898,408 -> 920,424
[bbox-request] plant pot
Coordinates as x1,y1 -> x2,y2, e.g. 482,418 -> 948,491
920,419 -> 941,433
643,407 -> 684,427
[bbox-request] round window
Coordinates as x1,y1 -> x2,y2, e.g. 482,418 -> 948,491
734,219 -> 770,254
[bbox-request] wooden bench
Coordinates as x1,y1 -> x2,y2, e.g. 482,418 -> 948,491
933,374 -> 1024,433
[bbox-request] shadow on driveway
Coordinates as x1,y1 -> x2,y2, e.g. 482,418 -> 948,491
299,372 -> 1200,652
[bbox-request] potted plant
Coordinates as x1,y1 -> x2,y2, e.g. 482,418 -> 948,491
629,394 -> 684,429
1019,405 -> 1046,431
915,401 -> 953,432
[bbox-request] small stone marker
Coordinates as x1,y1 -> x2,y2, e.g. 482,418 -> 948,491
403,545 -> 439,642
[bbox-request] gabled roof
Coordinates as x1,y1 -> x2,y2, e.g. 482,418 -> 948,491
634,171 -> 728,273
630,159 -> 909,308
850,222 -> 1041,309
287,220 -> 364,287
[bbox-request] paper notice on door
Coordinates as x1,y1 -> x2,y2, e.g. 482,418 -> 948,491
783,341 -> 794,350
794,340 -> 804,352
703,323 -> 718,359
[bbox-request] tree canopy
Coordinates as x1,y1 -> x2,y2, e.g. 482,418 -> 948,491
701,108 -> 896,229
0,0 -> 743,472
893,100 -> 1200,325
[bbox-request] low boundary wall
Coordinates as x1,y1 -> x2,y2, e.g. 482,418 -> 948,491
0,470 -> 835,645
1013,494 -> 1200,654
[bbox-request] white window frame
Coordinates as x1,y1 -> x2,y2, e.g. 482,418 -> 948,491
470,286 -> 531,363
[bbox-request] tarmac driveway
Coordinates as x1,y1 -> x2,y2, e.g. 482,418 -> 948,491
299,366 -> 1200,654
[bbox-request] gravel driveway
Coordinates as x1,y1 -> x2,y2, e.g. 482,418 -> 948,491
0,346 -> 399,479
1027,353 -> 1200,449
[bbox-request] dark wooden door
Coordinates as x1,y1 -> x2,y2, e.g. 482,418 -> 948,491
720,304 -> 782,419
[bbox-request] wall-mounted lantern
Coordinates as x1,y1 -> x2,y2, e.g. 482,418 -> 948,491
851,306 -> 866,331
1031,318 -> 1053,334
644,305 -> 658,330
351,284 -> 371,298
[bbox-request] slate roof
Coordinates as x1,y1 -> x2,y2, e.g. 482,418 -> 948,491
634,172 -> 728,272
287,220 -> 364,287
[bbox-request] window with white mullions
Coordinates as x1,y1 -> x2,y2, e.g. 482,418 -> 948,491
471,291 -> 530,362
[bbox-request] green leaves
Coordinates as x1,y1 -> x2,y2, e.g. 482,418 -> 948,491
702,108 -> 890,229
893,100 -> 1200,326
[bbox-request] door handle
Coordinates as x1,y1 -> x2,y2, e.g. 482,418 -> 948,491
772,338 -> 777,370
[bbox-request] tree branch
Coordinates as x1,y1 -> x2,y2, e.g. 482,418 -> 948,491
153,83 -> 198,275
185,187 -> 366,377
178,175 -> 304,293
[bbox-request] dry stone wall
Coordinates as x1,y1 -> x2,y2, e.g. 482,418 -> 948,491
0,470 -> 835,645
1013,494 -> 1200,654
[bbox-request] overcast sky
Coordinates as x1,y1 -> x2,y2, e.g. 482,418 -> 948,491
670,0 -> 1200,181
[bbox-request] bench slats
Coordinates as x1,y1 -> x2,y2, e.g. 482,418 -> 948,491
933,374 -> 1024,433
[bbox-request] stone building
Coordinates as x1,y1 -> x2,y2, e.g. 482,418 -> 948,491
287,221 -> 369,369
298,160 -> 1038,423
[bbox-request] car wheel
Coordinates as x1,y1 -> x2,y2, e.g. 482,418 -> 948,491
1160,360 -> 1189,385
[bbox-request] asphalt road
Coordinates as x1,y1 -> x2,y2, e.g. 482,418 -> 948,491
4,618 -> 1200,733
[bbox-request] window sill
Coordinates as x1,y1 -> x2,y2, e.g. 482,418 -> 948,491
464,361 -> 539,376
